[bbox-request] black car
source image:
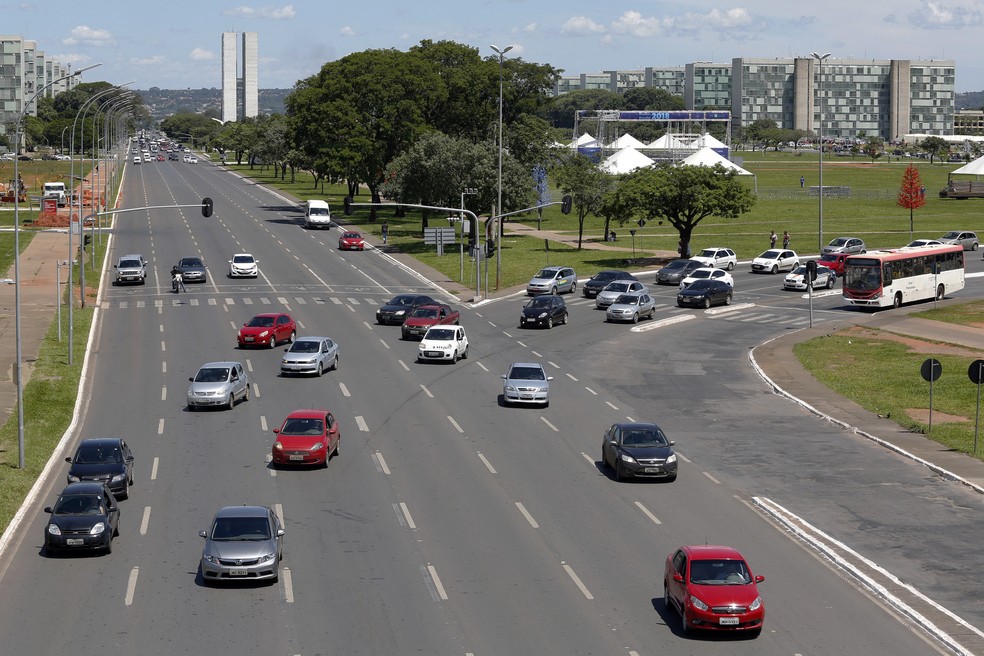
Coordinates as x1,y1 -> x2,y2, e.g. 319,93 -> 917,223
676,279 -> 733,308
601,422 -> 677,482
582,270 -> 637,298
65,438 -> 134,499
375,294 -> 437,325
520,294 -> 568,329
655,259 -> 704,285
175,256 -> 208,283
43,482 -> 121,555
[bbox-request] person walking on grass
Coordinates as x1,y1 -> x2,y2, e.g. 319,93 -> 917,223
782,231 -> 790,249
770,230 -> 777,248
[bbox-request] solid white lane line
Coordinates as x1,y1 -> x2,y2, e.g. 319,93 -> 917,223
703,471 -> 721,485
355,416 -> 369,432
584,387 -> 598,395
427,565 -> 449,600
477,452 -> 497,474
447,416 -> 464,433
398,359 -> 410,371
635,501 -> 662,525
161,386 -> 166,401
150,457 -> 159,481
515,502 -> 539,528
581,452 -> 595,465
275,503 -> 285,527
157,419 -> 164,435
421,384 -> 434,398
541,417 -> 559,432
562,562 -> 594,600
605,401 -> 618,410
374,451 -> 391,474
566,373 -> 578,381
260,416 -> 268,432
140,507 -> 151,535
399,502 -> 417,529
339,382 -> 351,397
124,567 -> 139,606
475,362 -> 488,372
283,567 -> 294,603
676,452 -> 691,463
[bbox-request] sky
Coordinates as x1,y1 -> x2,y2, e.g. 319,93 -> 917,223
7,1 -> 984,92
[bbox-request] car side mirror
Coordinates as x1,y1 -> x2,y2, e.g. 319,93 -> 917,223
228,260 -> 232,264
669,441 -> 676,446
44,507 -> 53,514
672,573 -> 684,583
284,348 -> 290,352
501,375 -> 507,379
272,428 -> 280,434
199,530 -> 207,539
188,377 -> 194,382
755,575 -> 765,583
277,528 -> 286,537
547,376 -> 554,381
65,456 -> 72,463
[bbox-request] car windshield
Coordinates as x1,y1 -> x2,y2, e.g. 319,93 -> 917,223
526,298 -> 553,309
75,444 -> 123,464
426,329 -> 455,340
410,307 -> 439,319
791,265 -> 807,274
280,417 -> 324,436
592,271 -> 621,282
698,249 -> 718,258
605,282 -> 630,293
620,428 -> 669,448
690,270 -> 712,280
119,259 -> 141,268
343,232 -> 361,239
246,316 -> 275,328
233,255 -> 254,263
533,269 -> 558,279
388,295 -> 416,307
941,231 -> 960,239
210,517 -> 271,541
686,280 -> 715,291
819,254 -> 838,262
759,250 -> 781,259
689,559 -> 752,585
509,366 -> 545,380
179,258 -> 203,267
829,238 -> 849,247
614,294 -> 640,305
195,367 -> 230,383
289,341 -> 320,353
662,260 -> 689,271
53,494 -> 103,515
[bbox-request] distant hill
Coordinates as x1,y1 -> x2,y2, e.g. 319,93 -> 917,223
957,91 -> 984,111
135,88 -> 290,123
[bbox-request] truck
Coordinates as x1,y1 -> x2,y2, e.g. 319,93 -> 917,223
42,182 -> 67,207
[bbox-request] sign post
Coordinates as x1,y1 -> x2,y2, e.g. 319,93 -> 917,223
970,359 -> 984,453
806,259 -> 818,327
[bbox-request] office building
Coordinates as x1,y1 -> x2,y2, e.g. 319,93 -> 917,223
221,31 -> 259,122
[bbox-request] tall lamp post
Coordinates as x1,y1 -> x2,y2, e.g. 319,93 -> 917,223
812,51 -> 831,252
11,62 -> 100,469
491,44 -> 513,292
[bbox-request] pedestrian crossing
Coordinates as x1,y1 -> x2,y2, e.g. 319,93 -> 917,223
102,293 -> 831,328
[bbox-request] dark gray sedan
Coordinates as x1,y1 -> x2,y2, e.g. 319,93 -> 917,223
601,422 -> 677,482
656,259 -> 704,285
175,256 -> 208,283
199,505 -> 284,584
280,336 -> 339,376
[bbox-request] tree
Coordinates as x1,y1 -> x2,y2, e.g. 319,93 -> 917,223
920,136 -> 948,164
863,137 -> 884,163
897,164 -> 926,241
410,40 -> 497,142
542,89 -> 623,129
551,153 -> 616,249
622,87 -> 685,111
620,164 -> 756,255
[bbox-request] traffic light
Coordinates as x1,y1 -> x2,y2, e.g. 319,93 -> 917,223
201,197 -> 213,217
343,196 -> 353,216
560,194 -> 572,214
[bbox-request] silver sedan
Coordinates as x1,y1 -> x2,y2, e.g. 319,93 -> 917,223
501,362 -> 553,407
281,336 -> 339,376
606,293 -> 656,323
186,361 -> 249,410
595,280 -> 648,309
199,505 -> 284,584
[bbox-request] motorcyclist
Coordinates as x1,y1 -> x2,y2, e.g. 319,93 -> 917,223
170,265 -> 186,292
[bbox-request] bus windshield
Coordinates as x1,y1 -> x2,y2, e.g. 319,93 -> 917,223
843,264 -> 884,291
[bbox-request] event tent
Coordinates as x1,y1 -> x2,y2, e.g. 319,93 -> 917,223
950,155 -> 984,176
608,134 -> 646,150
601,147 -> 654,174
679,147 -> 752,175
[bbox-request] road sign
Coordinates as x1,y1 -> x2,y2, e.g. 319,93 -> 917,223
423,227 -> 456,245
970,360 -> 984,385
920,358 -> 942,382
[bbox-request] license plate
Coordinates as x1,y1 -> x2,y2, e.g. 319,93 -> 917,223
289,455 -> 304,461
644,467 -> 662,473
229,569 -> 248,577
719,617 -> 739,626
66,538 -> 83,546
245,337 -> 254,342
521,395 -> 534,400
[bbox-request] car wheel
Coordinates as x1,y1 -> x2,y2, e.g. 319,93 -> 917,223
664,583 -> 674,613
105,536 -> 113,554
452,350 -> 459,363
613,462 -> 622,482
666,473 -> 678,483
632,312 -> 639,324
331,354 -> 338,371
770,264 -> 778,274
936,284 -> 945,301
681,609 -> 693,635
550,286 -> 557,295
826,275 -> 835,289
187,403 -> 195,412
702,298 -> 711,309
268,335 -> 277,348
562,311 -> 569,325
243,385 -> 249,402
288,331 -> 296,344
648,308 -> 656,320
546,316 -> 553,329
228,394 -> 235,411
727,261 -> 735,270
972,242 -> 979,251
113,518 -> 120,538
461,345 -> 468,359
570,282 -> 576,294
317,363 -> 324,377
120,480 -> 129,500
724,293 -> 732,306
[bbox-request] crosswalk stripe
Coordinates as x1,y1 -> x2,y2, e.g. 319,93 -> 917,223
260,297 -> 271,304
346,297 -> 360,305
243,298 -> 253,305
295,297 -> 307,304
225,298 -> 235,305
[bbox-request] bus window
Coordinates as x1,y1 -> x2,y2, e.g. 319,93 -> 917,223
883,264 -> 892,286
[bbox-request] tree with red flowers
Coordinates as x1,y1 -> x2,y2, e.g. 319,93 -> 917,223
897,164 -> 926,241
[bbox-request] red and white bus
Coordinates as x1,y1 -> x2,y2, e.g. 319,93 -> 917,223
842,244 -> 965,309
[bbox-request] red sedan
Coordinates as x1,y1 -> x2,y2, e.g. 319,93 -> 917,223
664,545 -> 765,637
338,231 -> 365,250
272,409 -> 340,467
237,313 -> 296,348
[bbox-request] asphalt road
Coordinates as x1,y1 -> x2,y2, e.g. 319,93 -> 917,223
0,157 -> 981,655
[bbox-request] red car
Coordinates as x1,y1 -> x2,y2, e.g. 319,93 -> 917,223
401,303 -> 459,340
817,252 -> 848,276
272,409 -> 340,467
664,545 -> 765,637
237,313 -> 296,348
338,231 -> 365,250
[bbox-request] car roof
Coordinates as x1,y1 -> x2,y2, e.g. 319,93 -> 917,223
76,437 -> 124,448
213,505 -> 273,519
283,409 -> 330,419
199,361 -> 242,369
232,252 -> 254,257
120,253 -> 144,259
59,481 -> 109,495
680,544 -> 745,560
699,247 -> 733,251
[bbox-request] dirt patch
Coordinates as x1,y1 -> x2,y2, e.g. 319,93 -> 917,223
905,408 -> 970,424
840,326 -> 982,358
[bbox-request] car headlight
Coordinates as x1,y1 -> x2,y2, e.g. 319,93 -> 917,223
749,596 -> 762,611
202,552 -> 219,564
281,358 -> 289,365
67,474 -> 80,483
258,552 -> 276,564
48,524 -> 61,536
619,453 -> 637,464
311,442 -> 325,451
273,441 -> 283,451
111,474 -> 126,483
259,330 -> 269,337
538,312 -> 548,319
89,522 -> 106,536
395,310 -> 406,316
505,385 -> 517,392
689,595 -> 709,611
666,453 -> 677,464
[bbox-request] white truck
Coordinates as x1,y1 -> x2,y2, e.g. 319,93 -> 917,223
42,182 -> 67,206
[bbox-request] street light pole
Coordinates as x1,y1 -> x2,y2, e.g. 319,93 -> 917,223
812,52 -> 831,252
460,187 -> 477,283
11,62 -> 100,469
491,44 -> 513,292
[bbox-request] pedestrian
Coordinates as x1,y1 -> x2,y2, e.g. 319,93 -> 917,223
800,176 -> 805,188
782,231 -> 790,249
381,223 -> 389,245
769,230 -> 777,248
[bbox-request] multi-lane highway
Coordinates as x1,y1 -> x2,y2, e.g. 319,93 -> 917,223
0,156 -> 981,655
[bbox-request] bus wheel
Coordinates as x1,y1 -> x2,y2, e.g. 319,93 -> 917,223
893,293 -> 903,309
936,284 -> 945,301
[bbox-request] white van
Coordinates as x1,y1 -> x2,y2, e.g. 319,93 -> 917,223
304,199 -> 332,229
42,182 -> 67,206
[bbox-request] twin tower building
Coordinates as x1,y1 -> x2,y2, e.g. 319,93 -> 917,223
221,32 -> 258,124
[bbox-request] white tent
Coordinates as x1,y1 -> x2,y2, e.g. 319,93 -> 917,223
569,132 -> 600,148
608,133 -> 646,149
950,155 -> 984,175
647,134 -> 693,150
694,133 -> 728,150
679,147 -> 752,175
601,147 -> 654,174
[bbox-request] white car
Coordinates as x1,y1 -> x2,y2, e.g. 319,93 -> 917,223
783,264 -> 837,290
690,247 -> 737,270
595,280 -> 648,309
228,253 -> 259,278
183,154 -> 191,163
417,325 -> 469,363
751,249 -> 799,274
905,239 -> 942,248
679,267 -> 734,290
188,155 -> 199,164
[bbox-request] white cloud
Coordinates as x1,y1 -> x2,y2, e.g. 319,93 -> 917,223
190,48 -> 215,61
516,22 -> 537,34
611,11 -> 670,37
913,1 -> 984,27
562,16 -> 606,34
340,26 -> 355,37
132,55 -> 167,66
223,4 -> 296,19
62,25 -> 115,47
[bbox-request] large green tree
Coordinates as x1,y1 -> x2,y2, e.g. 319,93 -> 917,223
620,164 -> 756,255
919,136 -> 949,164
410,40 -> 496,142
551,152 -> 616,249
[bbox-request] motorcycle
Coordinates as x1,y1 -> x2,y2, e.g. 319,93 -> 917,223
171,273 -> 182,293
